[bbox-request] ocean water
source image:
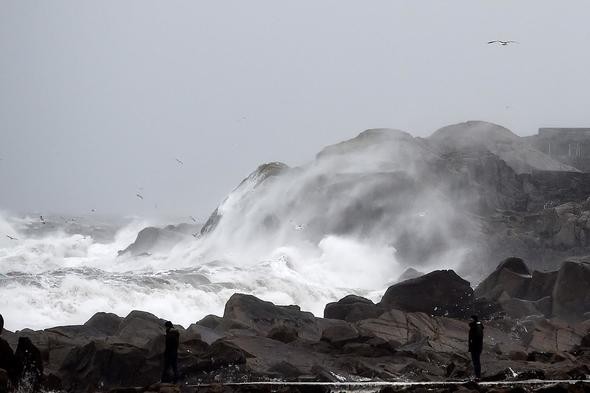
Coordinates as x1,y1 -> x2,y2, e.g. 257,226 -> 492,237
0,213 -> 399,331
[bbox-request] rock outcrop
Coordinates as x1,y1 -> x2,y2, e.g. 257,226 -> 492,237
552,260 -> 590,320
323,295 -> 384,322
380,270 -> 474,317
475,258 -> 590,321
118,224 -> 201,256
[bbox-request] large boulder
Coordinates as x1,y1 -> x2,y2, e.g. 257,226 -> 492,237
59,341 -> 157,392
380,270 -> 474,317
320,321 -> 359,346
498,296 -> 551,319
523,318 -> 586,352
474,257 -> 531,301
83,312 -> 123,336
323,295 -> 383,322
223,294 -> 322,340
267,325 -> 299,343
552,260 -> 590,321
527,270 -> 558,301
114,310 -> 169,349
355,309 -> 465,353
197,340 -> 248,371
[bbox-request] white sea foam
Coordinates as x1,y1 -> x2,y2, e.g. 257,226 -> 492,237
0,213 -> 404,331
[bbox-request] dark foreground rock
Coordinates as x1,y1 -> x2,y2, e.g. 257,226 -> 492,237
380,270 -> 475,317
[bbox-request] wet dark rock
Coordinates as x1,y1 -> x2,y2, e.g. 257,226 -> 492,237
199,340 -> 248,371
526,351 -> 565,363
267,361 -> 304,379
115,310 -> 168,349
323,295 -> 383,322
516,369 -> 546,380
309,364 -> 342,382
534,383 -> 571,393
552,261 -> 590,321
0,369 -> 8,393
267,325 -> 299,343
320,322 -> 359,346
185,323 -> 224,345
565,364 -> 590,380
528,271 -> 559,301
223,294 -> 321,340
500,297 -> 549,319
84,312 -> 123,336
475,258 -> 531,301
380,270 -> 474,317
59,341 -> 155,392
14,336 -> 43,391
196,314 -> 251,332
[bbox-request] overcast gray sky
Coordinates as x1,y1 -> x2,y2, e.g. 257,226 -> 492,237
1,1 -> 589,219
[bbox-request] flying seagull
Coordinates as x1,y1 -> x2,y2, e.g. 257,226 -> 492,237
136,193 -> 144,200
189,215 -> 197,223
487,40 -> 518,46
191,233 -> 199,238
6,235 -> 17,240
40,215 -> 46,224
175,158 -> 184,165
90,208 -> 96,213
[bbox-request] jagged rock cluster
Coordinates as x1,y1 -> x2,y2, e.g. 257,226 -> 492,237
1,259 -> 589,393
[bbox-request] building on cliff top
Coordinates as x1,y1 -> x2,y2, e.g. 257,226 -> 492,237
526,128 -> 590,172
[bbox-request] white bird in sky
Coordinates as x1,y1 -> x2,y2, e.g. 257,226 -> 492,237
40,215 -> 46,224
190,216 -> 197,223
487,40 -> 518,46
136,193 -> 144,200
6,235 -> 17,240
175,158 -> 184,165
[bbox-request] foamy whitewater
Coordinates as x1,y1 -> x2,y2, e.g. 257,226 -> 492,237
0,212 -> 407,332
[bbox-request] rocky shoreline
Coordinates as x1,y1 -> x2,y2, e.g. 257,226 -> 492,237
1,258 -> 590,393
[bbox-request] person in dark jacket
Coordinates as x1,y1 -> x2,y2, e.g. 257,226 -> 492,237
468,315 -> 484,379
161,321 -> 180,383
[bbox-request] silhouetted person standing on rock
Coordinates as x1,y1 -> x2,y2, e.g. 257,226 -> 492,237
161,321 -> 179,383
468,315 -> 484,380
